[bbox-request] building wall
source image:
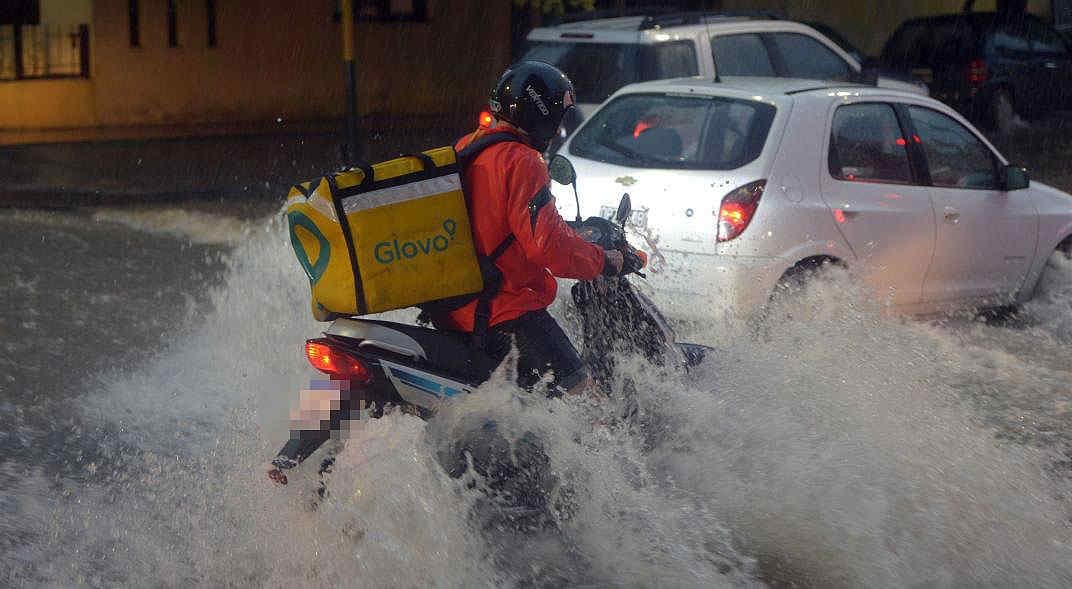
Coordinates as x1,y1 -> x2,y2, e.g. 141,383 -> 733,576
40,0 -> 93,25
1,0 -> 510,130
0,78 -> 95,127
89,0 -> 510,127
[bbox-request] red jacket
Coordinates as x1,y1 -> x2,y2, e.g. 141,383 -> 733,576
439,127 -> 606,331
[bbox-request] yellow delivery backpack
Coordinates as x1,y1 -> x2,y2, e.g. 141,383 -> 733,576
285,134 -> 519,321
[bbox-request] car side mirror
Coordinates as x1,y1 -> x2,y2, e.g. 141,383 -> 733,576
1002,164 -> 1029,191
548,154 -> 576,186
616,193 -> 632,224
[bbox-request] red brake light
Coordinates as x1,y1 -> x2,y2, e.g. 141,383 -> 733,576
966,58 -> 988,89
305,340 -> 371,382
478,110 -> 493,128
717,180 -> 765,243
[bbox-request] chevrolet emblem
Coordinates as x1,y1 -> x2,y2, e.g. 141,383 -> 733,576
615,176 -> 637,186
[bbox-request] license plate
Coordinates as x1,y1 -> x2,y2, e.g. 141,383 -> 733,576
600,205 -> 648,229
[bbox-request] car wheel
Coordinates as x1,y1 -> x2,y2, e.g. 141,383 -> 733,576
769,258 -> 838,304
758,258 -> 841,330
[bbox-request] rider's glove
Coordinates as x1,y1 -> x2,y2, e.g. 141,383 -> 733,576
602,250 -> 625,276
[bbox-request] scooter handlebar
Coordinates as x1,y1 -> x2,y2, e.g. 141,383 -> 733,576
622,249 -> 646,275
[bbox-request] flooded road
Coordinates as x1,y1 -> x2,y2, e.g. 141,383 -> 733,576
2,201 -> 1071,587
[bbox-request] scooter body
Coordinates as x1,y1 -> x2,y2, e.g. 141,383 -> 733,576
271,160 -> 709,473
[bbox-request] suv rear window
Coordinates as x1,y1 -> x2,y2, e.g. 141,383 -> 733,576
519,41 -> 698,103
569,93 -> 776,170
769,33 -> 851,79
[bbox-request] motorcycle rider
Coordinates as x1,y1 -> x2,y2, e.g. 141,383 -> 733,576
432,61 -> 626,396
266,62 -> 638,486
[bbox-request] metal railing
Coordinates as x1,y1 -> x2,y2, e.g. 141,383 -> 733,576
0,24 -> 90,81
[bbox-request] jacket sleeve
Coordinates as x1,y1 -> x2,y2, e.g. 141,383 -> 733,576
504,148 -> 606,280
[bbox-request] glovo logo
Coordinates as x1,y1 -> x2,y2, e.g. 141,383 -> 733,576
287,211 -> 331,284
374,219 -> 458,265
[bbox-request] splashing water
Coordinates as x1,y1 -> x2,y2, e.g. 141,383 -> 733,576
4,212 -> 1072,587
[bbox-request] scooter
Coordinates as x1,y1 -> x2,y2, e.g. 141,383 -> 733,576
268,155 -> 709,482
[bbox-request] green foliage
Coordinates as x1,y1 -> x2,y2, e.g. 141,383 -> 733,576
512,0 -> 596,16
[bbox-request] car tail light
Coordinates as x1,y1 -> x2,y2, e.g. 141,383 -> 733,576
478,110 -> 493,128
305,339 -> 372,382
966,59 -> 988,89
717,180 -> 765,242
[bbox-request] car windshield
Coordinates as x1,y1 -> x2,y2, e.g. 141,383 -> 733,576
519,41 -> 698,103
570,93 -> 777,170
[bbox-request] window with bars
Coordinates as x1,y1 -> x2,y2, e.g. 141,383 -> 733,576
0,23 -> 90,80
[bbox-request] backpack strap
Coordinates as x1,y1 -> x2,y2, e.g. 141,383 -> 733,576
417,132 -> 524,347
469,233 -> 516,350
455,131 -> 522,168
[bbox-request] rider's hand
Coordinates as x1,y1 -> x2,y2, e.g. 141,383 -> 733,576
602,250 -> 625,276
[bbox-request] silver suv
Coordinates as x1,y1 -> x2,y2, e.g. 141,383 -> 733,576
522,11 -> 927,116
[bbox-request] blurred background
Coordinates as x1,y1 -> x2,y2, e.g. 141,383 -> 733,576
2,0 -> 1071,209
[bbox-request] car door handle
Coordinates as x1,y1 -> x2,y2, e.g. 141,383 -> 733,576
943,209 -> 960,224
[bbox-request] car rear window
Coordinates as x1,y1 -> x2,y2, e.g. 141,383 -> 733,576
519,41 -> 698,103
569,93 -> 776,170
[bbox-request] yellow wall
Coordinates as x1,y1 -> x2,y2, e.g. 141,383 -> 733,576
1,0 -> 509,131
41,0 -> 93,25
89,0 -> 510,127
0,78 -> 96,127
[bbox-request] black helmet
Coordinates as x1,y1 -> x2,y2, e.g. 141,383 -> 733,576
489,61 -> 576,152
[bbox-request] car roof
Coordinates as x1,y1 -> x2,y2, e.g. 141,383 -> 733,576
526,14 -> 818,44
609,76 -> 925,105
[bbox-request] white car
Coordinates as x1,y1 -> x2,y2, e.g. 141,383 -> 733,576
553,77 -> 1072,317
522,11 -> 927,118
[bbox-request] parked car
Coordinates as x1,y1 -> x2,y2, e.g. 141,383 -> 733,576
521,11 -> 927,119
552,76 -> 1072,318
804,20 -> 868,64
881,11 -> 1072,134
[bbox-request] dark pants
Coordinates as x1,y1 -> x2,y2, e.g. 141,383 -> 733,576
485,309 -> 588,394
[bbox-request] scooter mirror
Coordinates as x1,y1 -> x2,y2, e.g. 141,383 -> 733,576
616,193 -> 632,225
548,155 -> 576,186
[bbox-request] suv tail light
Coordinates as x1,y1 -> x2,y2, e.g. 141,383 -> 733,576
305,339 -> 372,382
717,180 -> 765,242
966,58 -> 988,90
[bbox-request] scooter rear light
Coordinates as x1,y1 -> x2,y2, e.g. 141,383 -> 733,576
305,339 -> 372,382
717,180 -> 766,242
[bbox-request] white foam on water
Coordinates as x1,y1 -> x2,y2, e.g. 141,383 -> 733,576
1025,251 -> 1072,341
91,207 -> 254,245
6,217 -> 1072,587
639,273 -> 1072,587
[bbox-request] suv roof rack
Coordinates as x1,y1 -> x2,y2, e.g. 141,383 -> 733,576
545,9 -> 784,29
783,80 -> 872,95
638,10 -> 784,30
